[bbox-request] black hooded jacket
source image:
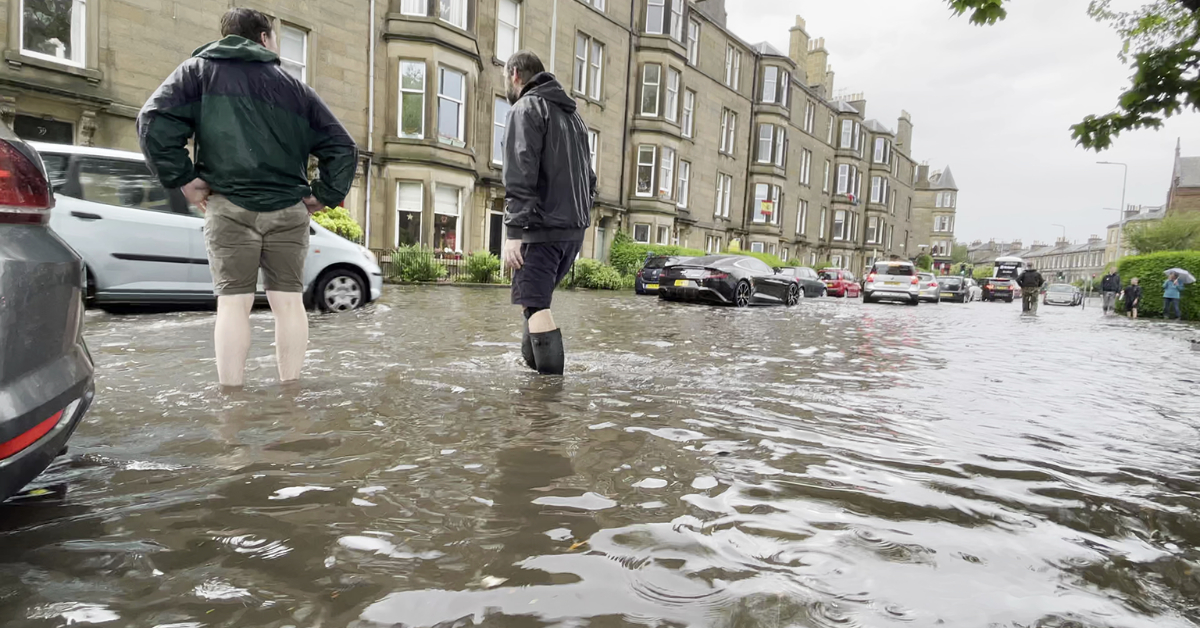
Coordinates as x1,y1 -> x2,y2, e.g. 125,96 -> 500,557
503,73 -> 596,243
1018,268 -> 1045,289
1101,272 -> 1121,292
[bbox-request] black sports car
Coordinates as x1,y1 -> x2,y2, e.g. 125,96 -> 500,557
635,255 -> 694,295
658,255 -> 801,307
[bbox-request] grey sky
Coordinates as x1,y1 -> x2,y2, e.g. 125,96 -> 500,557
726,0 -> 1200,246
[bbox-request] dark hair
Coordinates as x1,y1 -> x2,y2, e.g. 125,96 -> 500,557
505,50 -> 545,84
220,8 -> 274,44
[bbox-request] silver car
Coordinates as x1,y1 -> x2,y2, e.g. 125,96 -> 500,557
34,143 -> 383,313
1044,283 -> 1082,306
917,272 -> 942,303
0,126 -> 94,502
863,261 -> 920,306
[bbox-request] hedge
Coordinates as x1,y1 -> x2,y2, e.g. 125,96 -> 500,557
1116,251 -> 1200,319
313,206 -> 363,242
389,245 -> 447,283
609,232 -> 705,276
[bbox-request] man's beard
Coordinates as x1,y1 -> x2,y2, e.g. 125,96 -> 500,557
506,82 -> 521,105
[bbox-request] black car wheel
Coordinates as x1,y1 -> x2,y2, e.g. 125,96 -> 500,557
907,297 -> 920,307
785,283 -> 800,307
316,269 -> 366,313
734,281 -> 752,307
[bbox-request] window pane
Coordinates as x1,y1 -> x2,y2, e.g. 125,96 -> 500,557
77,158 -> 173,213
636,146 -> 655,196
281,26 -> 306,64
641,65 -> 660,116
402,61 -> 425,90
22,0 -> 85,64
762,66 -> 777,103
493,98 -> 511,164
402,93 -> 424,137
590,41 -> 603,98
666,68 -> 679,122
647,0 -> 665,34
401,0 -> 426,15
670,0 -> 684,40
574,35 -> 588,93
396,182 -> 423,247
440,0 -> 466,28
440,68 -> 463,100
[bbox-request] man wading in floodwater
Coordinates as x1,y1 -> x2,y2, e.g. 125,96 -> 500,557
501,51 -> 596,375
1018,263 -> 1045,313
138,8 -> 356,388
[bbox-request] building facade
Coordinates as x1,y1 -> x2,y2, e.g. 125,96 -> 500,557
912,165 -> 958,273
1167,139 -> 1200,215
1105,205 -> 1165,266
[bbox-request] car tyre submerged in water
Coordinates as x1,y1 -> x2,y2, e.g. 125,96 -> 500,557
734,281 -> 752,308
785,283 -> 800,307
316,269 -> 366,313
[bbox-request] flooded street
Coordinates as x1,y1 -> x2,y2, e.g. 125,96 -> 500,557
3,287 -> 1200,627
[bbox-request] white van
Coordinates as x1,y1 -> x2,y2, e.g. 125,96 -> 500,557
34,143 -> 382,312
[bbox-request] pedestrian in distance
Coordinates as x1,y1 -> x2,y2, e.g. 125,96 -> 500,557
1100,266 -> 1121,314
1123,277 -> 1142,319
500,50 -> 596,376
1017,263 -> 1045,313
1164,272 -> 1185,320
138,8 -> 358,388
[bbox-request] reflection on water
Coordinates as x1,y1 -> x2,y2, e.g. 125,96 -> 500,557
2,287 -> 1200,627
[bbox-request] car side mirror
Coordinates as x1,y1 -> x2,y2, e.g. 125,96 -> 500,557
773,267 -> 782,274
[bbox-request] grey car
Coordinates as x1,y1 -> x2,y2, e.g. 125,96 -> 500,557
0,124 -> 95,502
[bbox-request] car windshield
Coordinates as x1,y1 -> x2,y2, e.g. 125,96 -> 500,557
643,257 -> 671,269
939,278 -> 963,287
873,263 -> 915,276
1049,284 -> 1074,292
820,271 -> 839,280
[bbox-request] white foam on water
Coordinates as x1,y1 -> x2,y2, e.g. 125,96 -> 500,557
268,486 -> 335,500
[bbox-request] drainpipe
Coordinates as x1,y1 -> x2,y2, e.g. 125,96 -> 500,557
549,0 -> 559,71
365,0 -> 378,247
617,7 -> 635,249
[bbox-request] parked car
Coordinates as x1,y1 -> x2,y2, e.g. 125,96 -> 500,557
982,277 -> 1017,302
917,272 -> 942,303
819,268 -> 861,298
0,126 -> 95,502
936,276 -> 971,303
863,261 -> 920,306
658,255 -> 801,307
1044,283 -> 1083,306
777,266 -> 827,298
33,142 -> 383,313
635,255 -> 693,295
966,278 -> 984,302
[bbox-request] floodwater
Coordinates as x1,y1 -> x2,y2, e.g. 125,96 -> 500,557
3,287 -> 1199,628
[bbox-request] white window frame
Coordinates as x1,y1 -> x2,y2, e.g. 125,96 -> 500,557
804,101 -> 816,134
762,66 -> 778,104
659,147 -> 675,200
841,120 -> 853,148
819,207 -> 828,239
657,225 -> 671,245
823,160 -> 831,192
583,0 -> 606,9
398,60 -> 426,139
682,89 -> 695,138
719,110 -> 737,154
724,46 -> 741,88
395,181 -> 424,247
833,210 -> 847,241
574,33 -> 589,94
19,0 -> 87,68
439,0 -> 468,29
677,160 -> 691,208
646,0 -> 666,35
774,127 -> 786,168
589,39 -> 603,99
492,96 -> 510,166
871,177 -> 882,203
636,145 -> 657,198
837,164 -> 850,195
436,66 -> 466,144
401,0 -> 426,15
797,199 -> 808,235
496,0 -> 520,62
687,19 -> 700,65
641,64 -> 662,117
279,24 -> 308,83
888,224 -> 895,249
874,138 -> 886,163
588,129 -> 599,177
750,242 -> 765,254
716,173 -> 733,218
670,0 -> 684,41
666,68 -> 680,123
433,183 -> 463,252
634,223 -> 652,244
757,124 -> 774,164
800,149 -> 812,186
867,216 -> 879,244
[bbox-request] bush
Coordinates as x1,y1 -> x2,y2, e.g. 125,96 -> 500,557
609,231 -> 706,276
1117,251 -> 1200,319
563,258 -> 626,290
465,251 -> 501,284
389,245 -> 447,283
1124,213 -> 1200,253
972,266 -> 994,281
313,206 -> 363,242
916,254 -> 934,271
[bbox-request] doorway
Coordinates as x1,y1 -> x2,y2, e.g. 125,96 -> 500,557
488,212 -> 504,257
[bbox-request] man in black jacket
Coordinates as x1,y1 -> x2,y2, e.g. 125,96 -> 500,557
501,51 -> 596,375
1017,264 -> 1046,313
1100,267 -> 1122,314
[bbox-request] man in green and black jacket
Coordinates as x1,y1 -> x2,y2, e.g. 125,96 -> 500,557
138,8 -> 357,388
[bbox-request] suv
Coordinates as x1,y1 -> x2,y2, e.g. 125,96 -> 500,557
982,277 -> 1017,303
33,142 -> 383,313
863,261 -> 920,306
0,125 -> 94,502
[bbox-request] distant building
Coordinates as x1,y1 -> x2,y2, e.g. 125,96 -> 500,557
1105,205 -> 1165,265
1023,237 -> 1106,284
913,165 -> 959,272
1167,139 -> 1200,215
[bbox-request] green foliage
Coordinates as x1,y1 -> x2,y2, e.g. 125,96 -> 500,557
738,250 -> 789,269
916,254 -> 934,271
389,245 -> 447,283
973,266 -> 994,281
951,243 -> 971,265
947,0 -> 1009,24
563,258 -> 626,290
1124,212 -> 1200,253
1117,250 -> 1200,318
609,231 -> 705,276
465,251 -> 502,284
313,206 -> 363,242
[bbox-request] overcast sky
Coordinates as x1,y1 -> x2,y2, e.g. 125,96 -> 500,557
726,0 -> 1200,246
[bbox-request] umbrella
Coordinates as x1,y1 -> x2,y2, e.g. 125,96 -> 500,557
1164,268 -> 1196,285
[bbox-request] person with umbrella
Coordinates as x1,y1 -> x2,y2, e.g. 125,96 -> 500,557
1162,269 -> 1194,320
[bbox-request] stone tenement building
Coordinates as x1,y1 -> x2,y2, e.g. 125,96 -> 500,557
1167,139 -> 1200,215
1,0 -> 957,274
912,165 -> 959,273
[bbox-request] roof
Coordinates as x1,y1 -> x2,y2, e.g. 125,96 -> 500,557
834,100 -> 860,114
1178,157 -> 1200,188
929,166 -> 958,191
29,141 -> 144,161
1107,207 -> 1166,229
752,41 -> 787,57
863,119 -> 894,136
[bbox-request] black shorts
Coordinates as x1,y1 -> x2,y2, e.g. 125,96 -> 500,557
511,240 -> 583,309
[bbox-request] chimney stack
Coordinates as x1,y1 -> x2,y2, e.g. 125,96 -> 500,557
896,111 -> 913,155
916,164 -> 931,187
807,38 -> 829,93
789,17 -> 810,84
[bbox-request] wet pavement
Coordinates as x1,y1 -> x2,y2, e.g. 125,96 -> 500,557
3,287 -> 1200,627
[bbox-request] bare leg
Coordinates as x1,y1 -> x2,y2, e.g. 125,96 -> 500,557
528,309 -> 557,333
267,291 -> 308,382
215,294 -> 256,387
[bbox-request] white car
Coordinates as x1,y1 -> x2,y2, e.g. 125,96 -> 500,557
34,143 -> 382,312
863,261 -> 920,306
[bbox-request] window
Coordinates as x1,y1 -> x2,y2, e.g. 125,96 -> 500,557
837,164 -> 850,195
873,138 -> 892,164
659,147 -> 675,200
581,0 -> 605,9
573,34 -> 604,99
687,20 -> 700,65
841,120 -> 853,148
706,235 -> 723,253
800,149 -> 812,186
670,0 -> 684,41
936,191 -> 956,208
819,207 -> 828,239
775,127 -> 786,168
588,130 -> 599,176
657,225 -> 671,245
833,210 -> 847,241
280,25 -> 307,82
399,61 -> 426,139
395,181 -> 423,246
867,217 -> 879,244
831,255 -> 843,269
870,177 -> 890,204
76,157 -> 173,213
757,124 -> 774,164
682,90 -> 695,138
889,190 -> 896,215
762,66 -> 778,104
753,183 -> 781,224
641,64 -> 661,117
719,109 -> 737,154
636,145 -> 657,197
666,68 -> 681,123
634,223 -> 652,243
935,215 -> 954,232
907,197 -> 912,220
646,0 -> 665,34
724,46 -> 741,89
677,160 -> 691,208
433,184 -> 462,252
437,67 -> 466,144
804,101 -> 816,133
823,160 -> 831,192
439,0 -> 468,28
401,0 -> 426,15
20,0 -> 87,66
715,173 -> 733,218
492,97 -> 511,165
827,116 -> 835,145
888,224 -> 895,249
782,248 -> 789,261
496,0 -> 520,61
751,242 -> 765,254
797,200 -> 809,235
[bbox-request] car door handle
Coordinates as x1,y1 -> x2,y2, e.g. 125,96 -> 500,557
71,211 -> 102,221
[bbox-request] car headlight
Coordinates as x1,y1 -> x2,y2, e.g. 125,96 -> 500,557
358,245 -> 377,265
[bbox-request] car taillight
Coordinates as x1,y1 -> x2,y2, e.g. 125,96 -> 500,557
0,142 -> 53,225
702,271 -> 729,280
928,282 -> 938,287
911,276 -> 920,285
867,273 -> 877,283
637,269 -> 644,278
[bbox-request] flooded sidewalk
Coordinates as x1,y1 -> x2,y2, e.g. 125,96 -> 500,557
2,287 -> 1199,627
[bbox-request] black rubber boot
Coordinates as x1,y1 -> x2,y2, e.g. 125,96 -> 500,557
521,320 -> 537,371
530,329 -> 565,376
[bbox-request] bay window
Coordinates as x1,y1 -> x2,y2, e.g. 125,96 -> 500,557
833,210 -> 847,241
666,68 -> 680,123
437,67 -> 466,144
646,0 -> 665,34
657,225 -> 671,245
640,64 -> 661,117
634,224 -> 652,244
395,181 -> 423,247
433,184 -> 462,252
753,183 -> 781,224
841,120 -> 854,148
636,145 -> 657,197
670,0 -> 684,41
439,0 -> 468,29
401,0 -> 425,15
21,0 -> 87,67
659,147 -> 675,200
399,60 -> 426,139
751,242 -> 765,253
873,137 -> 892,164
775,127 -> 786,167
867,217 -> 879,244
757,124 -> 774,164
760,67 -> 789,106
870,176 -> 890,204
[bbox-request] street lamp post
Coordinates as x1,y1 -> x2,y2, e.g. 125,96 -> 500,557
1052,223 -> 1067,240
1097,161 -> 1128,261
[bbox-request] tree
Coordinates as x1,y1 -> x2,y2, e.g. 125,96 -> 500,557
951,243 -> 971,265
916,253 -> 934,271
947,0 -> 1200,150
1124,212 -> 1200,252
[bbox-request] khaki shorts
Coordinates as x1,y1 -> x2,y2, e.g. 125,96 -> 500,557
204,195 -> 310,296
